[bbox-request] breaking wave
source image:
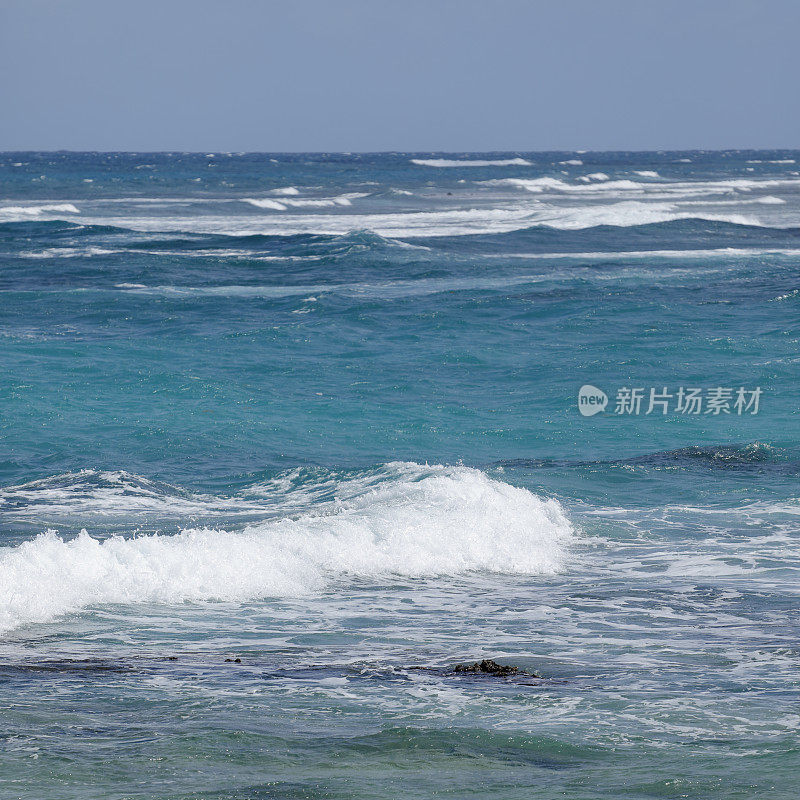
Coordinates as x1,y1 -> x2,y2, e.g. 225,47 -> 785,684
0,463 -> 573,634
0,203 -> 80,220
243,193 -> 367,211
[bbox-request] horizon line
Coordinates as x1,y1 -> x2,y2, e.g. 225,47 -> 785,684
2,147 -> 799,156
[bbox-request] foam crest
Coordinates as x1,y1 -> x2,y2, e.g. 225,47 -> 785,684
531,201 -> 759,230
0,464 -> 573,633
0,470 -> 261,518
0,203 -> 80,219
481,175 -> 800,198
243,193 -> 367,210
244,198 -> 287,210
65,201 -> 769,237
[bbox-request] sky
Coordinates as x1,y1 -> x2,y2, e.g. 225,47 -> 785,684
1,0 -> 798,152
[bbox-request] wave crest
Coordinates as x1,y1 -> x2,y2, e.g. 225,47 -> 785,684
0,203 -> 80,220
0,464 -> 573,634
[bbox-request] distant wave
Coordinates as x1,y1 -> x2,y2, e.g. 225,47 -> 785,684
0,203 -> 80,220
110,270 -> 659,301
494,246 -> 800,260
243,193 -> 367,211
525,201 -> 761,230
0,206 -> 791,239
0,257 -> 773,301
499,443 -> 787,472
642,443 -> 782,466
411,158 -> 532,167
1,176 -> 795,239
0,470 -> 253,518
29,202 -> 770,237
0,463 -> 572,633
16,246 -> 123,259
243,198 -> 288,211
480,175 -> 800,197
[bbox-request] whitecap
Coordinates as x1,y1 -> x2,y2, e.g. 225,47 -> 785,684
0,203 -> 80,219
243,198 -> 286,211
0,464 -> 572,633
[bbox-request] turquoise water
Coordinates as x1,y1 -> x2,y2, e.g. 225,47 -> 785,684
1,151 -> 799,798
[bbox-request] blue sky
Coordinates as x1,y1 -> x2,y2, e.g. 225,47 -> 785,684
1,0 -> 798,151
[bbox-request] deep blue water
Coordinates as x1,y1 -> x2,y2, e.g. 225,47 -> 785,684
1,151 -> 799,799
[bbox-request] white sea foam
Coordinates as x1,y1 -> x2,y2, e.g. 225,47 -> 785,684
243,198 -> 288,211
493,246 -> 800,260
678,196 -> 787,207
519,201 -> 760,230
559,159 -> 583,166
0,464 -> 572,633
0,470 -> 244,518
580,501 -> 800,582
485,177 -> 573,192
18,246 -> 121,259
634,170 -> 660,177
244,193 -> 367,210
70,200 -> 770,237
480,175 -> 800,200
0,203 -> 80,219
8,171 -> 794,239
484,177 -> 671,194
411,158 -> 532,167
281,192 -> 367,208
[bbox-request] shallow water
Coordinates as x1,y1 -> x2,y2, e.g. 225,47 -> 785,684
1,151 -> 799,798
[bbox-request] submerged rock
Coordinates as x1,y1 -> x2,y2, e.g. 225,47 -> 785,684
453,659 -> 538,677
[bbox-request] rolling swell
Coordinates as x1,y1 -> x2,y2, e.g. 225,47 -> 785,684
498,442 -> 791,472
420,218 -> 800,254
5,217 -> 800,264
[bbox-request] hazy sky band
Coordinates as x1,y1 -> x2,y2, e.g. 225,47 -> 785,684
1,0 -> 798,151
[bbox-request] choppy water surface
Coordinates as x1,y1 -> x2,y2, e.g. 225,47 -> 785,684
1,152 -> 799,799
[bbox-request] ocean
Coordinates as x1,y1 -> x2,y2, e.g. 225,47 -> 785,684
1,151 -> 799,799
